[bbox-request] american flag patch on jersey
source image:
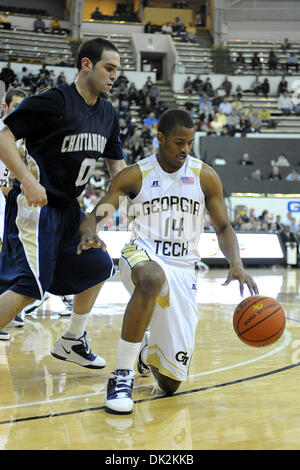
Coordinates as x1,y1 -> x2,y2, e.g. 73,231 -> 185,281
180,176 -> 194,184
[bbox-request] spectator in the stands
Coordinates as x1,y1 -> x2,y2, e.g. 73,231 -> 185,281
219,96 -> 232,115
192,74 -> 203,94
56,71 -> 67,85
184,97 -> 195,117
211,89 -> 223,110
239,113 -> 251,135
144,111 -> 158,129
282,38 -> 291,53
114,71 -> 129,89
0,13 -> 11,30
210,111 -> 227,134
34,16 -> 46,33
268,49 -> 278,71
251,52 -> 262,72
245,104 -> 255,121
148,83 -> 160,106
198,93 -> 213,116
226,109 -> 241,136
234,84 -> 243,100
144,76 -> 153,90
91,7 -> 103,20
161,22 -> 174,35
268,165 -> 282,181
235,52 -> 245,69
250,169 -> 263,181
250,112 -> 262,133
286,169 -> 300,181
194,12 -> 202,27
231,95 -> 243,116
196,116 -> 213,134
218,75 -> 232,97
202,77 -> 214,96
211,155 -> 227,166
51,18 -> 61,34
184,76 -> 193,95
180,23 -> 197,43
261,78 -> 270,98
144,22 -> 153,33
127,82 -> 138,105
273,153 -> 290,167
251,76 -> 261,96
258,107 -> 273,128
278,91 -> 293,115
239,153 -> 254,165
285,53 -> 299,72
172,17 -> 184,34
278,76 -> 288,96
0,63 -> 16,90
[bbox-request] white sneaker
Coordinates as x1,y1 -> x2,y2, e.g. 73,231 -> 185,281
137,330 -> 151,377
105,369 -> 135,415
58,305 -> 73,317
0,330 -> 10,340
50,331 -> 106,369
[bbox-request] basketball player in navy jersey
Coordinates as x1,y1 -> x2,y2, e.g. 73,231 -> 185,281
0,38 -> 126,368
77,109 -> 259,414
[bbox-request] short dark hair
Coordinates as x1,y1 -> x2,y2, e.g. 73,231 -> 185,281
76,37 -> 119,71
4,88 -> 27,107
158,108 -> 194,136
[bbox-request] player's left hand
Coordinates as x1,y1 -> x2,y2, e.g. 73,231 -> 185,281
223,263 -> 259,297
77,215 -> 106,254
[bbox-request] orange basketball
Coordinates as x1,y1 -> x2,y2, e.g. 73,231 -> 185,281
233,295 -> 286,347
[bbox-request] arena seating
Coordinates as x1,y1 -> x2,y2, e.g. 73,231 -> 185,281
0,29 -> 73,65
82,33 -> 136,71
228,38 -> 300,75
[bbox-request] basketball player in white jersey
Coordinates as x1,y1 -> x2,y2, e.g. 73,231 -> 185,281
77,109 -> 259,414
0,88 -> 27,340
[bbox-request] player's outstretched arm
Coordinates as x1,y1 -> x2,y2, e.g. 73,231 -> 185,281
77,164 -> 141,254
200,163 -> 259,296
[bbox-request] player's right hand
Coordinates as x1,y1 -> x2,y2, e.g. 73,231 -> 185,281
23,179 -> 48,207
77,214 -> 106,254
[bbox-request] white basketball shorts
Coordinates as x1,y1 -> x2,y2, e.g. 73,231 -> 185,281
119,242 -> 199,381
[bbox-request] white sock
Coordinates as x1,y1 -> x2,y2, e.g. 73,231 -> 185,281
64,312 -> 89,339
115,338 -> 142,371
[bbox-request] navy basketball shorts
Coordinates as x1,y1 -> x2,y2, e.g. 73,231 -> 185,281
0,189 -> 115,300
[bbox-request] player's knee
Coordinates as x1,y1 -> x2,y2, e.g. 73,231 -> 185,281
133,262 -> 165,297
150,366 -> 181,395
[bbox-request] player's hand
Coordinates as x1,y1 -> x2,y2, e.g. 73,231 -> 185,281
223,263 -> 259,297
77,215 -> 106,254
22,178 -> 48,207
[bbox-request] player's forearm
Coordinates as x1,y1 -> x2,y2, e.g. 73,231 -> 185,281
216,223 -> 243,267
0,128 -> 33,186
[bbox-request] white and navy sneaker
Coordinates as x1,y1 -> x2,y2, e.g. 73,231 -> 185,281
105,369 -> 135,415
58,305 -> 73,317
137,330 -> 151,377
0,330 -> 10,340
9,315 -> 24,328
50,331 -> 106,369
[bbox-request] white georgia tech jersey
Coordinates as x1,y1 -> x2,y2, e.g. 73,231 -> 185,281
129,153 -> 206,267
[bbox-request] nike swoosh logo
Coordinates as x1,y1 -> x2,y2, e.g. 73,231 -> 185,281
62,345 -> 71,355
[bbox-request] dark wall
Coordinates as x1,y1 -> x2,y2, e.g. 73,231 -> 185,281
199,136 -> 300,195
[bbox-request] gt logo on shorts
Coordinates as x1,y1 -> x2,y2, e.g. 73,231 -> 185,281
175,351 -> 189,366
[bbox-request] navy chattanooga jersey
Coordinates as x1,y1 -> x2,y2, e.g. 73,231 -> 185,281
4,83 -> 124,206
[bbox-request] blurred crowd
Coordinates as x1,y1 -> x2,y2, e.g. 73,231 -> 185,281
183,74 -> 298,136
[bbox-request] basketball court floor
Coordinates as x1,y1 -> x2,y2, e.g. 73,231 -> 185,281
0,265 -> 300,450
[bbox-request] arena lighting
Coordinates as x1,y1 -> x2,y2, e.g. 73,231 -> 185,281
98,231 -> 285,267
231,193 -> 265,197
267,193 -> 300,198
